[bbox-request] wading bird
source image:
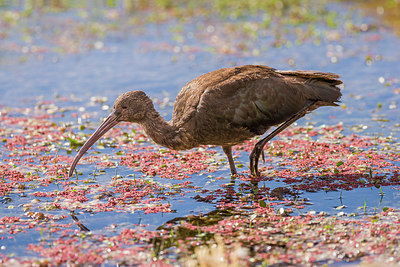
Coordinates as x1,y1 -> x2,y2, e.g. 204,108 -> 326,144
68,65 -> 342,177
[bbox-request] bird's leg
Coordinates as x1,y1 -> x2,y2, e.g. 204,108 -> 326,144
249,144 -> 262,176
222,146 -> 237,176
250,100 -> 317,176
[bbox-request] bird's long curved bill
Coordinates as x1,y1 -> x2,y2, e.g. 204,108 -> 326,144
68,112 -> 119,177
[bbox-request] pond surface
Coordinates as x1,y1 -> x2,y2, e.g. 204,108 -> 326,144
0,1 -> 399,265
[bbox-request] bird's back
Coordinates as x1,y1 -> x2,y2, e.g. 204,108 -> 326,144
172,65 -> 342,147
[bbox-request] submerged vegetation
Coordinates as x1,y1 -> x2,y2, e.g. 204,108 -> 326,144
1,95 -> 399,265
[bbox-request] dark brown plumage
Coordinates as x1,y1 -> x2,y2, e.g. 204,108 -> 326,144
68,65 -> 342,177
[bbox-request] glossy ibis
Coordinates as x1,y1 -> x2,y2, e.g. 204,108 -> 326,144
68,65 -> 342,177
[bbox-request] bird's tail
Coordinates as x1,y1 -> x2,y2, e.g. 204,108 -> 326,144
278,70 -> 342,106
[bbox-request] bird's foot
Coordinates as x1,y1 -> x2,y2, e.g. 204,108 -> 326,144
251,169 -> 261,178
229,166 -> 238,177
230,172 -> 239,180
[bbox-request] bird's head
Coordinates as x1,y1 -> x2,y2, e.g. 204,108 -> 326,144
68,90 -> 152,177
113,90 -> 153,123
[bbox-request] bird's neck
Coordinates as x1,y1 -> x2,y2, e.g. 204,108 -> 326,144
140,110 -> 191,151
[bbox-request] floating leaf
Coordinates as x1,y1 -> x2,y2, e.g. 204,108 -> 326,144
336,161 -> 344,167
66,137 -> 84,148
259,200 -> 267,208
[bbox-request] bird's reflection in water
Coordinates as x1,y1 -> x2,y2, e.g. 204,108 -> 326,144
71,211 -> 90,232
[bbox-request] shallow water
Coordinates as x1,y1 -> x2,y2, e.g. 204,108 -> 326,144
1,1 -> 399,265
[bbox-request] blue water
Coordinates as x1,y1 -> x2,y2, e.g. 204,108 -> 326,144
0,3 -> 399,263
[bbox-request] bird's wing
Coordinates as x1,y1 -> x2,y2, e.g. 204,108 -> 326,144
199,74 -> 309,134
173,65 -> 341,135
172,65 -> 276,128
